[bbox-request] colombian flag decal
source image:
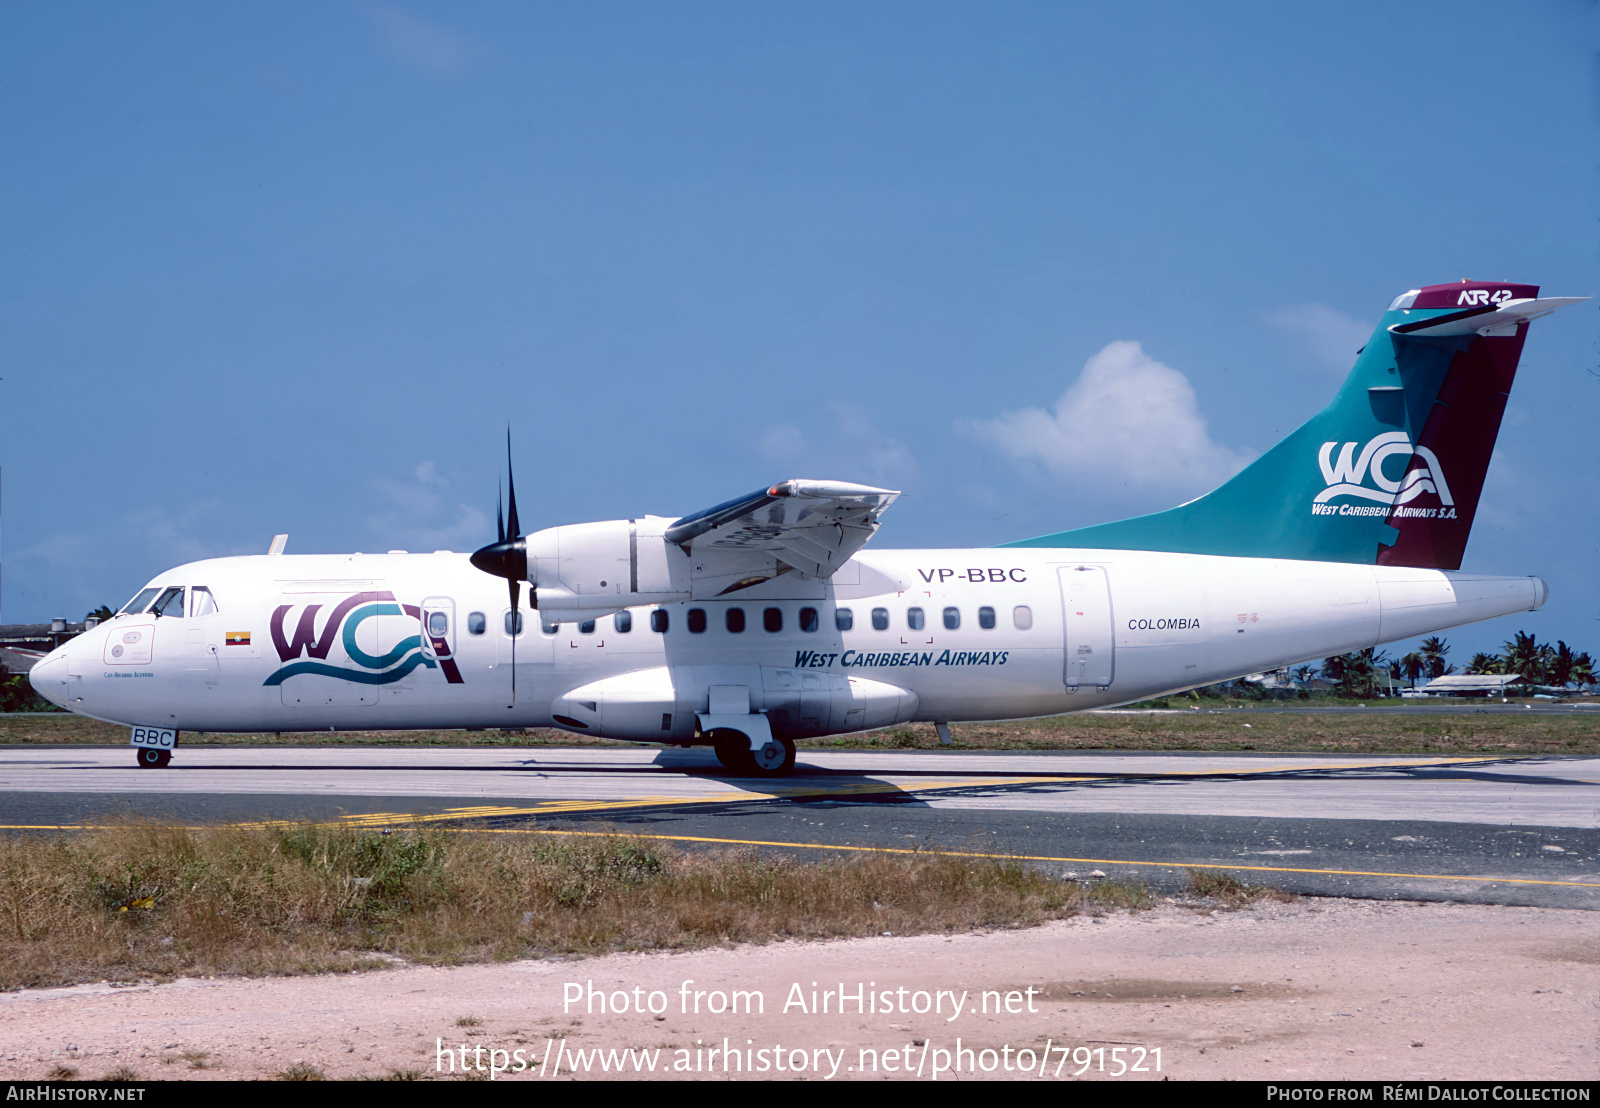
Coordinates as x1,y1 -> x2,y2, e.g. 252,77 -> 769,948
226,631 -> 251,646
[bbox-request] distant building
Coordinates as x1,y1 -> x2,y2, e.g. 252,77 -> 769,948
1419,674 -> 1526,697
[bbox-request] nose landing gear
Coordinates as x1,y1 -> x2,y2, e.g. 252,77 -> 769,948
136,747 -> 172,769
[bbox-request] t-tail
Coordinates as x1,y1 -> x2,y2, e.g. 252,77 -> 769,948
1004,281 -> 1588,569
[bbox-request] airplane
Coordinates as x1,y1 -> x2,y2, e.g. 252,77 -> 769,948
29,280 -> 1588,774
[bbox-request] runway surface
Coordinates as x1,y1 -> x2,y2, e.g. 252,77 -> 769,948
2,745 -> 1597,909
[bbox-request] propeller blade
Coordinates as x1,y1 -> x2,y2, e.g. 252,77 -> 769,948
496,480 -> 505,545
505,429 -> 522,542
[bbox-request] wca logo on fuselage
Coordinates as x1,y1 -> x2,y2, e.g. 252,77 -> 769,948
263,590 -> 464,687
1311,432 -> 1456,519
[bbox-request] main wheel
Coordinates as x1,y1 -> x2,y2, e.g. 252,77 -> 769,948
712,731 -> 753,773
747,735 -> 796,777
135,747 -> 171,769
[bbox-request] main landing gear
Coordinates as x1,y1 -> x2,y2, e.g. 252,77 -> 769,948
136,747 -> 172,769
711,730 -> 796,777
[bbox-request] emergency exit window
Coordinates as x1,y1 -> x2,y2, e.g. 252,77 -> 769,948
907,607 -> 925,631
614,611 -> 632,633
651,610 -> 669,633
467,612 -> 486,635
871,608 -> 888,631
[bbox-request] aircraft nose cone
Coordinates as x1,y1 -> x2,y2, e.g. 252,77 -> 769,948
470,538 -> 527,583
28,653 -> 69,708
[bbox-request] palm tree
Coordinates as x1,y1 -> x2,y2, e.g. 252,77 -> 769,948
1549,642 -> 1576,689
1571,653 -> 1595,692
1467,652 -> 1503,675
1502,631 -> 1545,684
1400,651 -> 1425,688
1419,636 -> 1453,680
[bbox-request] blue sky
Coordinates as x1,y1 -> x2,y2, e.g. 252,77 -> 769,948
2,1 -> 1595,669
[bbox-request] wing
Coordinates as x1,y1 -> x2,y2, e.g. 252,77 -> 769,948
664,479 -> 899,580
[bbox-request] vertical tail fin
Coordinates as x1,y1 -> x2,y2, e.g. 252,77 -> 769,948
1004,281 -> 1587,569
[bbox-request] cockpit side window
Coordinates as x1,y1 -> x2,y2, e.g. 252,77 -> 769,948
190,587 -> 219,617
152,586 -> 186,618
121,587 -> 161,615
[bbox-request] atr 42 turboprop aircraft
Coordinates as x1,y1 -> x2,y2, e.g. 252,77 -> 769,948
31,281 -> 1587,774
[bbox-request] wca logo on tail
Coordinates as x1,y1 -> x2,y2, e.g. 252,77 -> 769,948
263,590 -> 464,687
1311,432 -> 1456,519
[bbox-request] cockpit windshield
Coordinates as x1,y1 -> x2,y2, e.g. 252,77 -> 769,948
121,587 -> 161,615
190,587 -> 218,617
151,586 -> 186,618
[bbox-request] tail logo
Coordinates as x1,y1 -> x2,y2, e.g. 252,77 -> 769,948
1458,288 -> 1515,307
1313,432 -> 1454,516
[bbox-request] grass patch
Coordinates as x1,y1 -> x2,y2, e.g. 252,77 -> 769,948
7,702 -> 1598,756
0,820 -> 1147,989
1185,868 -> 1299,907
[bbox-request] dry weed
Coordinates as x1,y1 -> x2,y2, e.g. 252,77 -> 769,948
0,820 -> 1147,989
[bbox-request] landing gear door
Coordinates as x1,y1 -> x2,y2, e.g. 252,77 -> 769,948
1058,565 -> 1114,690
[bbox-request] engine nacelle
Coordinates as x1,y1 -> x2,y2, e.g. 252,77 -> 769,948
527,516 -> 690,617
550,665 -> 919,742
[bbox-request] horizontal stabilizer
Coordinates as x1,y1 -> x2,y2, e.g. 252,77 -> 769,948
1390,297 -> 1588,338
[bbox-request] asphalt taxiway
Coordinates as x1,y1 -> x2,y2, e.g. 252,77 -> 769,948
2,746 -> 1596,909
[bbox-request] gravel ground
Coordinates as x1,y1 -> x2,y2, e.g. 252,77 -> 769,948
2,897 -> 1594,1083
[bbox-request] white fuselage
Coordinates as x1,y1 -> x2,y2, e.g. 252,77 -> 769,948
30,548 -> 1544,740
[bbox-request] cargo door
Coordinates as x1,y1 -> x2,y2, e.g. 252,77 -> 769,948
1058,565 -> 1115,690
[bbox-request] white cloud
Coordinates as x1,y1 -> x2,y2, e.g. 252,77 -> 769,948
367,462 -> 489,550
1267,302 -> 1370,375
757,425 -> 807,465
753,408 -> 918,487
828,404 -> 919,485
361,2 -> 476,74
961,340 -> 1250,496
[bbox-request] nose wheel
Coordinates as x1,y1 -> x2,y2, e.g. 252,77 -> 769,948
136,747 -> 172,769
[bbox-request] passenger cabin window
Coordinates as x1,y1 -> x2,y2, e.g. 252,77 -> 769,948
799,607 -> 819,632
579,620 -> 596,635
651,610 -> 669,633
1013,605 -> 1033,630
726,608 -> 745,633
190,587 -> 219,617
836,607 -> 853,631
122,587 -> 161,615
871,607 -> 889,631
763,607 -> 782,633
540,615 -> 558,635
907,607 -> 925,631
152,587 -> 186,618
942,607 -> 960,630
468,612 -> 486,635
427,611 -> 449,637
506,611 -> 525,636
687,608 -> 707,634
978,606 -> 996,630
614,611 -> 632,633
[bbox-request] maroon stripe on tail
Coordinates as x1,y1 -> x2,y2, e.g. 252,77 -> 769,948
1379,322 -> 1532,570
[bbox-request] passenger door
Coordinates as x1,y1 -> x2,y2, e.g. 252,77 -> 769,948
1058,565 -> 1115,690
